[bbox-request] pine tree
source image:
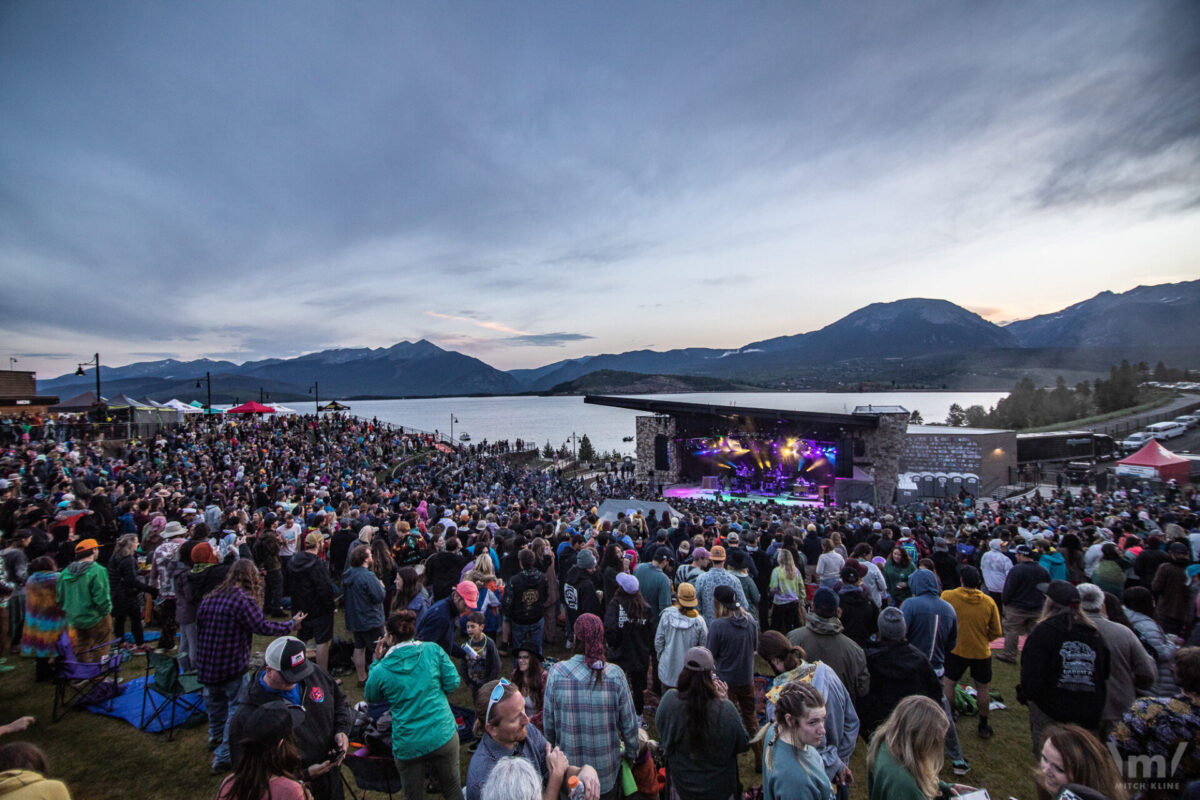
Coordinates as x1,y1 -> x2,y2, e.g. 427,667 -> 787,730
542,440 -> 555,458
578,434 -> 596,464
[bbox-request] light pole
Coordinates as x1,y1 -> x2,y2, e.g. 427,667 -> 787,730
568,431 -> 580,462
195,372 -> 212,419
7,357 -> 16,370
259,387 -> 268,404
75,353 -> 101,401
450,414 -> 458,443
309,382 -> 319,413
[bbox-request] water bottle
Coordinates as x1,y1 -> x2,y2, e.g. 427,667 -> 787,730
567,776 -> 585,800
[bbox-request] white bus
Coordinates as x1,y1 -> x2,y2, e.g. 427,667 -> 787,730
1146,421 -> 1187,440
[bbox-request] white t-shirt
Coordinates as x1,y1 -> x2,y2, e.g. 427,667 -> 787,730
278,523 -> 303,557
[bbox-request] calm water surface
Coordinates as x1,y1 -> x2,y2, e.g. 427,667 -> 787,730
336,392 -> 1008,457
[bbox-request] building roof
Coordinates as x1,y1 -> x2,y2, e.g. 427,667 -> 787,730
907,424 -> 1012,435
584,394 -> 882,432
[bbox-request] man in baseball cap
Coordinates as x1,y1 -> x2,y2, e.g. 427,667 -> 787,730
414,579 -> 481,662
56,537 -> 113,663
228,636 -> 351,800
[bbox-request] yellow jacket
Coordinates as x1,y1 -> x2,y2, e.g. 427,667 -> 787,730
0,770 -> 72,800
940,587 -> 1002,660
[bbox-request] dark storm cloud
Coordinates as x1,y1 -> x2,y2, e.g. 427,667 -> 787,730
1,2 -> 1196,371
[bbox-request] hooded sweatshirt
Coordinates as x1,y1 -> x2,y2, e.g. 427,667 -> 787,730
899,570 -> 957,675
706,610 -> 757,687
654,606 -> 708,687
363,639 -> 461,760
55,559 -> 112,629
1039,549 -> 1067,582
940,586 -> 1002,660
0,769 -> 71,800
287,550 -> 335,617
789,615 -> 869,700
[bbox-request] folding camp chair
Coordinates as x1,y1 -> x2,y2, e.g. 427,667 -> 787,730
342,750 -> 402,799
139,651 -> 206,740
52,631 -> 123,722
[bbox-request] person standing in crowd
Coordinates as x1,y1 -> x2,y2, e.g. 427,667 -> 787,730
788,588 -> 869,703
416,580 -> 478,662
543,614 -> 640,800
107,533 -> 157,651
365,609 -> 464,800
836,561 -> 878,648
1123,586 -> 1180,696
342,545 -> 385,689
562,549 -> 601,650
604,573 -> 652,717
1076,583 -> 1156,737
655,646 -> 749,800
695,545 -> 749,626
980,539 -> 1012,616
769,549 -> 804,634
998,545 -> 1051,664
510,646 -> 548,731
707,585 -> 760,764
20,556 -> 66,682
197,560 -> 305,774
466,678 -> 601,800
858,607 -> 943,739
55,539 -> 112,662
814,540 -> 844,590
1036,724 -> 1129,800
900,568 -> 968,776
504,549 -> 550,655
217,701 -> 309,800
655,582 -> 707,690
882,546 -> 915,607
149,520 -> 188,650
1018,581 -> 1110,752
757,681 -> 834,800
940,565 -> 1002,740
1152,541 -> 1193,636
228,636 -> 351,800
633,546 -> 672,631
287,532 -> 336,673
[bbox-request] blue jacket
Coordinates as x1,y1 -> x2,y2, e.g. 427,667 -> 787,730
900,569 -> 957,674
415,596 -> 469,660
342,565 -> 385,633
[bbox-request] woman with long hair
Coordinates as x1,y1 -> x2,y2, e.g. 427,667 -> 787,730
370,537 -> 397,613
365,610 -> 463,800
107,533 -> 157,649
654,646 -> 748,800
392,566 -> 430,623
1035,724 -> 1128,800
756,681 -> 833,800
21,555 -> 66,682
815,539 -> 844,589
769,549 -> 805,633
599,543 -> 625,608
604,573 -> 652,716
866,695 -> 963,800
510,645 -> 548,730
882,547 -> 915,606
1019,581 -> 1110,750
217,701 -> 311,800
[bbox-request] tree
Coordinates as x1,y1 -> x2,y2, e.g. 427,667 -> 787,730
909,410 -> 924,424
542,440 -> 555,459
577,434 -> 596,464
945,403 -> 966,427
964,405 -> 989,427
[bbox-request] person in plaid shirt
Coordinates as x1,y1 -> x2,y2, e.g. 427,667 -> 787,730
543,613 -> 639,800
197,559 -> 306,774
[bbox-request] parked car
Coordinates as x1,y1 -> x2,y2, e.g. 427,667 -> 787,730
1146,421 -> 1187,440
1121,431 -> 1154,451
1173,414 -> 1199,429
1064,461 -> 1095,484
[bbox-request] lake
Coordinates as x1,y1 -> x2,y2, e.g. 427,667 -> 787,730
329,392 -> 1009,457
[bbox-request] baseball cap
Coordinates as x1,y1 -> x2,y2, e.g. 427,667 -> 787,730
616,573 -> 639,594
691,547 -> 710,560
677,583 -> 698,608
653,547 -> 673,562
264,636 -> 315,683
684,646 -> 714,672
74,538 -> 100,553
455,580 -> 480,607
713,585 -> 738,609
305,532 -> 323,549
709,545 -> 726,562
1045,580 -> 1081,606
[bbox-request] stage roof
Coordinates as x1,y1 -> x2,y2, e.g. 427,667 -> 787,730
584,395 -> 882,433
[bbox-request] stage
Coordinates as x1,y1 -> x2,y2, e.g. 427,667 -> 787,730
661,483 -> 832,508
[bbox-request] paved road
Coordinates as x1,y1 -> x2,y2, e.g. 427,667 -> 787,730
1078,392 -> 1200,439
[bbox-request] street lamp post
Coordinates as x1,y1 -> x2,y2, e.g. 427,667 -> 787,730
309,382 -> 319,414
450,414 -> 458,443
195,372 -> 212,420
75,353 -> 101,401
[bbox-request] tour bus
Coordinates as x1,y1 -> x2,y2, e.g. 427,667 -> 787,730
1016,431 -> 1116,465
1146,421 -> 1187,440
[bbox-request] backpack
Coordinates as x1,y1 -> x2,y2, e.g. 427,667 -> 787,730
392,532 -> 425,567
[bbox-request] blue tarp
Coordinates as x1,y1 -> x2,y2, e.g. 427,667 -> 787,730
84,675 -> 206,733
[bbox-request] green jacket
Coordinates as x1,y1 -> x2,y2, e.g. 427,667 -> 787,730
868,741 -> 951,800
55,560 -> 112,629
364,639 -> 461,760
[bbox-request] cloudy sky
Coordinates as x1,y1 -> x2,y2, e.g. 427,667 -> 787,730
3,2 -> 1198,378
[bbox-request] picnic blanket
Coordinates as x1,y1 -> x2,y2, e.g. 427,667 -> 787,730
84,675 -> 206,733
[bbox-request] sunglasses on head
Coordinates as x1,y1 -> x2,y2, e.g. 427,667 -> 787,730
485,678 -> 511,726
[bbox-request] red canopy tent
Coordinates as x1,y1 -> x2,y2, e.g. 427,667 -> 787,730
1116,438 -> 1190,483
226,401 -> 277,415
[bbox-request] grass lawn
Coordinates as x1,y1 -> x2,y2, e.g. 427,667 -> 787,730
0,622 -> 1042,800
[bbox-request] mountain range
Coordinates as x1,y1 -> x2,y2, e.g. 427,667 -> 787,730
38,280 -> 1200,401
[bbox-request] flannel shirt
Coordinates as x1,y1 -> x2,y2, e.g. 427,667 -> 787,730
542,655 -> 640,794
196,587 -> 292,685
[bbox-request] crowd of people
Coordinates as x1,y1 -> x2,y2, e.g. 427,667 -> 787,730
0,412 -> 1198,800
